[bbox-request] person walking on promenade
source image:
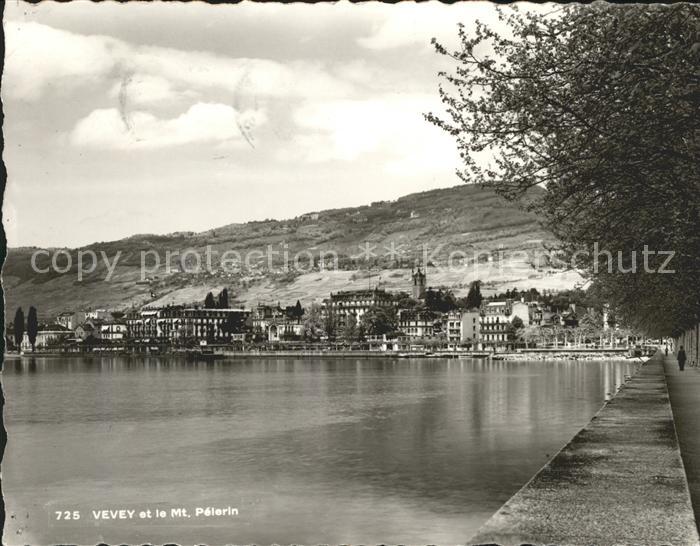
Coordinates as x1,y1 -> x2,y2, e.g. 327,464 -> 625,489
678,346 -> 687,371
665,344 -> 669,356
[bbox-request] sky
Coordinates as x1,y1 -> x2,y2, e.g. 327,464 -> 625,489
2,1 -> 518,248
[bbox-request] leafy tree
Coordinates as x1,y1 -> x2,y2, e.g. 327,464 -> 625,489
579,309 -> 603,346
360,306 -> 398,337
522,325 -> 543,349
428,4 -> 700,338
425,288 -> 458,313
342,313 -> 359,342
204,292 -> 216,309
464,280 -> 483,309
510,315 -> 525,346
511,316 -> 524,331
13,307 -> 25,353
221,312 -> 245,338
394,291 -> 420,310
323,310 -> 337,340
217,288 -> 229,309
27,306 -> 39,352
293,300 -> 304,318
302,303 -> 324,341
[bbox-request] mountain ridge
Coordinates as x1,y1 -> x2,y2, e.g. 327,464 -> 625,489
3,183 -> 582,318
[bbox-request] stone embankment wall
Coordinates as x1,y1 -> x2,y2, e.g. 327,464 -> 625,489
469,353 -> 699,546
499,350 -> 632,361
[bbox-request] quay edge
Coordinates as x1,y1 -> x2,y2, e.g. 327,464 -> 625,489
468,351 -> 700,546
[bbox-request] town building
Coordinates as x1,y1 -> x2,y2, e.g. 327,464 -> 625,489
322,289 -> 395,330
84,309 -> 112,321
528,302 -> 544,325
398,309 -> 441,339
74,322 -> 97,341
445,310 -> 480,346
252,303 -> 304,342
100,322 -> 128,341
479,300 -> 530,351
56,311 -> 85,331
21,324 -> 72,351
125,306 -> 250,342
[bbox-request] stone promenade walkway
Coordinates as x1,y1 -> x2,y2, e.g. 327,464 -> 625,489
469,352 -> 699,546
665,351 -> 700,535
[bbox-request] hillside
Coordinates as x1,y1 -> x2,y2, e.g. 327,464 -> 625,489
3,184 -> 583,319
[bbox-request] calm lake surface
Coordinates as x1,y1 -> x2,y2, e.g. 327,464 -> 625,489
2,356 -> 639,545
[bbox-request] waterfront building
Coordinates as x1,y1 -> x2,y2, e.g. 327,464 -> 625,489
479,300 -> 530,351
21,324 -> 72,351
179,307 -> 249,341
126,308 -> 160,339
398,309 -> 441,339
100,322 -> 128,341
252,303 -> 304,341
460,309 -> 481,348
322,288 -> 395,330
446,309 -> 480,346
125,306 -> 250,342
266,320 -> 304,341
446,311 -> 462,343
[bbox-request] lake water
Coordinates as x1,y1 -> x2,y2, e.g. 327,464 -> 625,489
2,356 -> 638,545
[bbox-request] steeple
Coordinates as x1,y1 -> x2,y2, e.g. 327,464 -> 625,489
412,264 -> 426,300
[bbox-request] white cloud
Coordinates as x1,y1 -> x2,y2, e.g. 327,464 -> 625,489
3,21 -> 124,100
357,2 -> 513,51
3,21 -> 355,102
108,73 -> 194,106
283,94 -> 459,174
70,102 -> 267,150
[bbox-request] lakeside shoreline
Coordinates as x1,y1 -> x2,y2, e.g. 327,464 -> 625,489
3,348 -> 643,362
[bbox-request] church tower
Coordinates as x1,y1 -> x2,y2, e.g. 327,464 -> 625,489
412,265 -> 426,300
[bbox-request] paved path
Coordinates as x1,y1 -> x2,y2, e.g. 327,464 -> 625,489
665,351 -> 700,534
469,352 -> 699,546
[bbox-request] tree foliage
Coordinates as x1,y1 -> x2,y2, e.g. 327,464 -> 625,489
221,312 -> 245,337
428,4 -> 700,337
303,303 -> 324,341
360,305 -> 398,336
511,315 -> 524,331
13,307 -> 25,352
293,300 -> 304,318
342,313 -> 360,342
204,292 -> 216,309
424,288 -> 458,313
464,280 -> 483,309
27,306 -> 39,352
217,288 -> 229,309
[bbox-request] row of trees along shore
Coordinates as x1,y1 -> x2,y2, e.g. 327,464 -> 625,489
427,3 -> 699,340
13,306 -> 39,353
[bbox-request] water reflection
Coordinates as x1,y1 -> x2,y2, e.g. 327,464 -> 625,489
2,357 -> 638,545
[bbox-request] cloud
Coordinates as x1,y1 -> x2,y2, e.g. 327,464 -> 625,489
3,21 -> 355,102
282,94 -> 459,174
108,74 -> 194,106
70,102 -> 267,150
3,21 -> 123,100
357,3 -> 510,51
